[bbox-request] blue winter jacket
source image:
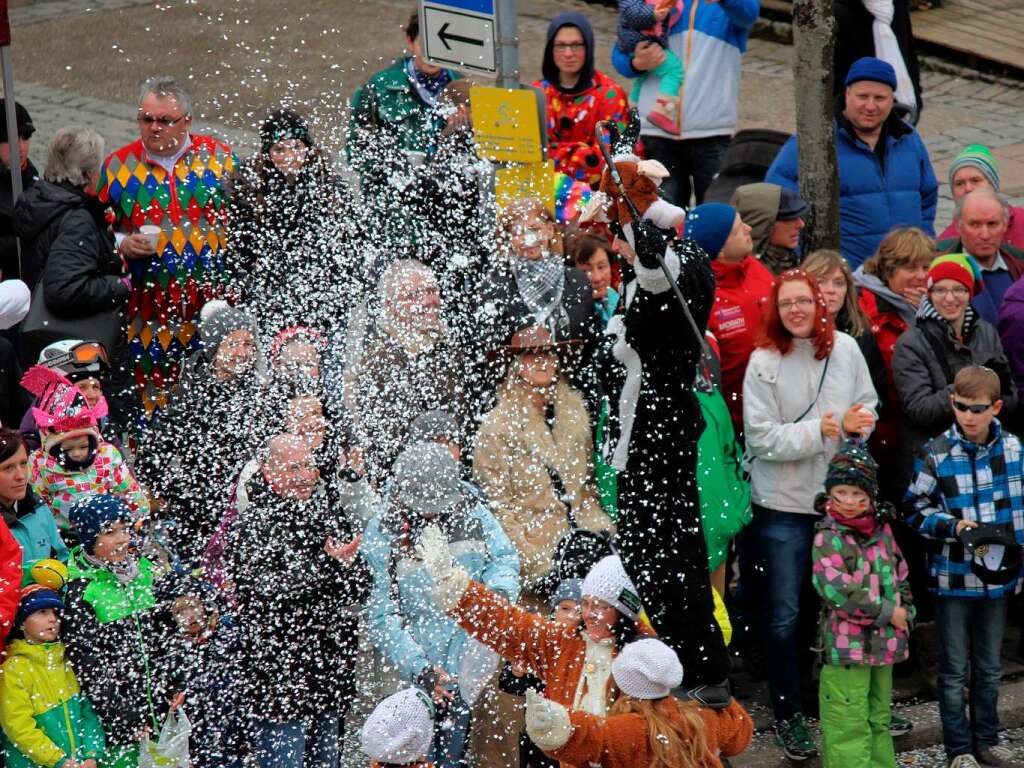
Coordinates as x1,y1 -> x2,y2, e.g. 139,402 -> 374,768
766,115 -> 938,270
612,0 -> 758,140
2,491 -> 68,579
361,482 -> 520,681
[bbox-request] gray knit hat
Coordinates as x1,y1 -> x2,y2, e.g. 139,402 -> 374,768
549,578 -> 582,610
612,638 -> 683,700
392,441 -> 463,517
406,409 -> 459,446
198,299 -> 257,361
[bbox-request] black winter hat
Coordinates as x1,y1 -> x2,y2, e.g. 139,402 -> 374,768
0,100 -> 34,143
959,525 -> 1023,586
825,441 -> 878,499
260,107 -> 312,153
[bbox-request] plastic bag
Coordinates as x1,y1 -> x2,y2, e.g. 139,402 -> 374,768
139,709 -> 191,768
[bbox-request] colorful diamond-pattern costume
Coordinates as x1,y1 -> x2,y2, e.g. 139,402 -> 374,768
98,135 -> 237,415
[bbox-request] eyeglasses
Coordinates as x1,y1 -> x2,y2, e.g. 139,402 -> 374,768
952,399 -> 993,414
552,42 -> 586,52
777,297 -> 815,311
137,114 -> 187,127
930,286 -> 969,298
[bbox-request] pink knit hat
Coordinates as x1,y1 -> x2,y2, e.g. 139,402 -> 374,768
21,365 -> 105,453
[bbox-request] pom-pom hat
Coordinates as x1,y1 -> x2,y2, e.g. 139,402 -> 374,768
927,253 -> 983,297
68,494 -> 131,554
825,442 -> 879,499
612,638 -> 684,700
360,687 -> 435,764
581,554 -> 641,620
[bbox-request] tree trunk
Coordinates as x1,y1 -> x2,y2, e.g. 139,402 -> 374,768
792,0 -> 841,252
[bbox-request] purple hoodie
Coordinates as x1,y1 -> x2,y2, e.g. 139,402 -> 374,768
998,275 -> 1024,391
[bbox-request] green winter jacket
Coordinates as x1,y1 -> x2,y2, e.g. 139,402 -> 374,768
0,640 -> 105,768
347,57 -> 460,171
696,389 -> 752,570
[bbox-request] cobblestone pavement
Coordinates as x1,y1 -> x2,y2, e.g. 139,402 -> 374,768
6,0 -> 1024,228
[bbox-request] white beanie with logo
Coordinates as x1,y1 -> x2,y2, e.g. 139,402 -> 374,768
581,554 -> 642,620
612,638 -> 684,700
359,687 -> 435,764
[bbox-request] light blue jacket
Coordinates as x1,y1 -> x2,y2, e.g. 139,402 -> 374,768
612,0 -> 759,140
3,495 -> 68,580
361,483 -> 520,681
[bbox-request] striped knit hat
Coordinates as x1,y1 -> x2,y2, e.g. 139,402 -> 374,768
825,442 -> 878,498
927,253 -> 983,297
948,144 -> 1000,191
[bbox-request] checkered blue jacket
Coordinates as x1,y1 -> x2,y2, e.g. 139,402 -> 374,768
905,420 -> 1024,598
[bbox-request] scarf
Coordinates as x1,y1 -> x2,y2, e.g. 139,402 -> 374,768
861,0 -> 916,114
83,549 -> 141,586
512,254 -> 566,327
405,59 -> 451,107
826,498 -> 877,538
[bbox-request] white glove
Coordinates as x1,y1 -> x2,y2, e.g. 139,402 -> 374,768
525,688 -> 572,751
416,524 -> 470,612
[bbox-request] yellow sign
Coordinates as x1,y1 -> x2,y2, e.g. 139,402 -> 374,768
470,86 -> 544,163
495,161 -> 554,213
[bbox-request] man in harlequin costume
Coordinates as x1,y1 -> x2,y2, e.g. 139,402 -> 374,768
98,76 -> 236,416
533,12 -> 629,189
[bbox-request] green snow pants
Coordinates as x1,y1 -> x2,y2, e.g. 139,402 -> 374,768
819,663 -> 895,768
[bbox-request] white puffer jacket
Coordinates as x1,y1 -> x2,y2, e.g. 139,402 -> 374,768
743,332 -> 878,514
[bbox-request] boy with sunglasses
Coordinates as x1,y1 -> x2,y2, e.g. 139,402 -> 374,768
906,365 -> 1024,768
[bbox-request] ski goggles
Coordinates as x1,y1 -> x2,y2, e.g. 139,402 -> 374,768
45,341 -> 110,372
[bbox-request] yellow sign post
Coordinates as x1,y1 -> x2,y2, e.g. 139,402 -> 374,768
470,85 -> 544,164
494,160 -> 554,210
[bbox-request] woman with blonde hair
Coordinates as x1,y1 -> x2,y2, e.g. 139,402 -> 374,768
523,638 -> 752,768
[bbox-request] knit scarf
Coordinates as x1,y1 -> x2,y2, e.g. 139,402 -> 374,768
826,498 -> 877,538
862,0 -> 916,115
512,254 -> 566,327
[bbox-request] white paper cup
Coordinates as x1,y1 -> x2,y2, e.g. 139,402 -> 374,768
139,225 -> 161,251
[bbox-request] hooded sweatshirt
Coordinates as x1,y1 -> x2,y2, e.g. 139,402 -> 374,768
534,13 -> 628,187
731,183 -> 799,275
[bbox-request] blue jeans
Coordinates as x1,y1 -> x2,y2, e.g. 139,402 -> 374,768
430,690 -> 472,768
936,597 -> 1008,757
755,505 -> 817,721
252,710 -> 340,768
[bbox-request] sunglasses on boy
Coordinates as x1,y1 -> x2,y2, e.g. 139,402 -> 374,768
952,399 -> 993,415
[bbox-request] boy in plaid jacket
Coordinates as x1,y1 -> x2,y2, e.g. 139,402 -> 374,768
906,366 -> 1024,768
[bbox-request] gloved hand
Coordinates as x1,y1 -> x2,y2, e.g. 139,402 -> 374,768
525,688 -> 572,751
631,216 -> 670,270
416,524 -> 470,613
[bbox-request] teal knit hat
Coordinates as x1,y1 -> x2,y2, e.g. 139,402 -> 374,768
948,144 -> 1000,191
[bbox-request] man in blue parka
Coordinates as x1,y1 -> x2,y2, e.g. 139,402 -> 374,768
766,56 -> 938,270
361,441 -> 520,768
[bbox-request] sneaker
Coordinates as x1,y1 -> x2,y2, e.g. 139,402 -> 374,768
950,756 -> 981,768
890,711 -> 913,737
977,745 -> 1024,768
774,714 -> 818,761
646,95 -> 681,134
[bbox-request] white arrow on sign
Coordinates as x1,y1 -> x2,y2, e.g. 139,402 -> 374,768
421,4 -> 496,75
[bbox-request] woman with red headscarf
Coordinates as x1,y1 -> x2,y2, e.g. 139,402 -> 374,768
741,269 -> 878,762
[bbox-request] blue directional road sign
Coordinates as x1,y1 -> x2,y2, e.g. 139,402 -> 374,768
420,0 -> 497,75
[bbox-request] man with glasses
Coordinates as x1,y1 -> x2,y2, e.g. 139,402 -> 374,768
97,76 -> 237,417
534,12 -> 628,188
0,100 -> 37,282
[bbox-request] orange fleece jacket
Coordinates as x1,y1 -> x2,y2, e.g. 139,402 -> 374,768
548,698 -> 753,768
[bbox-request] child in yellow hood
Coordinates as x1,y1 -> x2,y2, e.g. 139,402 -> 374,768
0,584 -> 105,768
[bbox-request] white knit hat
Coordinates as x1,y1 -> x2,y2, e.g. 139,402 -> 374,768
359,687 -> 435,764
581,555 -> 642,620
612,638 -> 684,700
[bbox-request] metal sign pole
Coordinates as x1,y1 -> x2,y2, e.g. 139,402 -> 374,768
495,0 -> 518,89
1,47 -> 21,205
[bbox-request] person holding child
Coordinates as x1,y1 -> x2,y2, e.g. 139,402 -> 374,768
812,442 -> 914,767
0,583 -> 106,768
614,0 -> 684,133
906,366 -> 1024,768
